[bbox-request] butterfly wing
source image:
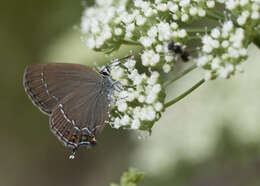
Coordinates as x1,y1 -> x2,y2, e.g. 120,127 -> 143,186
50,86 -> 110,148
23,63 -> 102,115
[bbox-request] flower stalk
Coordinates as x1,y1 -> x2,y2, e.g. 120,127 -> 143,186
164,64 -> 197,88
253,32 -> 260,49
164,79 -> 205,109
80,0 -> 260,132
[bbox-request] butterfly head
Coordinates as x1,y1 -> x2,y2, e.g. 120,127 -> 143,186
100,66 -> 110,76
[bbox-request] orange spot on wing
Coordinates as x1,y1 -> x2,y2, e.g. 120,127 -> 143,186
71,135 -> 77,141
89,137 -> 96,143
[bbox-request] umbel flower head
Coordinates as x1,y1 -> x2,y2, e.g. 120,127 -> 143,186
107,57 -> 165,131
81,0 -> 260,131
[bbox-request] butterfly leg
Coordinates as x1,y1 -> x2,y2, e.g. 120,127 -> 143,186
69,147 -> 78,160
112,81 -> 124,91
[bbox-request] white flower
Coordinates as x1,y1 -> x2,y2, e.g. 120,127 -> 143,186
80,0 -> 257,131
140,37 -> 155,47
154,102 -> 163,111
126,92 -> 136,102
117,100 -> 128,112
239,48 -> 247,56
165,55 -> 174,62
206,1 -> 215,8
111,67 -> 124,80
178,29 -> 187,38
223,21 -> 233,32
141,50 -> 160,66
221,40 -> 230,48
108,57 -> 164,130
157,3 -> 168,11
131,119 -> 141,129
237,15 -> 247,25
155,44 -> 163,53
152,84 -> 161,94
113,118 -> 121,129
198,8 -> 206,17
170,22 -> 178,29
204,71 -> 212,81
163,64 -> 171,73
86,37 -> 95,49
196,20 -> 248,79
180,0 -> 190,7
145,93 -> 157,104
240,0 -> 249,6
126,23 -> 135,32
211,57 -> 221,70
181,14 -> 189,22
211,28 -> 220,39
136,15 -> 147,25
121,115 -> 130,126
143,7 -> 154,17
196,56 -> 210,67
189,7 -> 198,16
251,11 -> 259,19
114,28 -> 123,35
157,22 -> 171,41
148,26 -> 158,38
147,71 -> 159,85
138,95 -> 145,103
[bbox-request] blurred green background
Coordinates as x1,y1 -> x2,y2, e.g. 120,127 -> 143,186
1,1 -> 260,186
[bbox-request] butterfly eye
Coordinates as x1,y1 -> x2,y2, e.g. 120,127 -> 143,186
100,67 -> 110,76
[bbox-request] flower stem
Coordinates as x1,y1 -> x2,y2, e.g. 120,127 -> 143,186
122,39 -> 142,46
164,64 -> 197,87
252,32 -> 260,49
210,9 -> 225,20
185,28 -> 207,34
206,10 -> 225,21
164,79 -> 205,109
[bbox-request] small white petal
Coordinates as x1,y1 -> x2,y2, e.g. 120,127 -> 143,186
163,64 -> 171,73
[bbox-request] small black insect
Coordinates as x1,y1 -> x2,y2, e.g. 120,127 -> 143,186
168,41 -> 190,62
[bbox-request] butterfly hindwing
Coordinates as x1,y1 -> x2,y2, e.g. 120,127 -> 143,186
50,88 -> 110,147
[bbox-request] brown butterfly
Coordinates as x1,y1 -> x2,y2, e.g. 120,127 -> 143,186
23,56 -> 131,159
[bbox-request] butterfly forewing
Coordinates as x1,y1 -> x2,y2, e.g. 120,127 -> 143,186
23,63 -> 102,115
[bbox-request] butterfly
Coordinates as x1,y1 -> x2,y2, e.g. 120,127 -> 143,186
23,56 -> 131,159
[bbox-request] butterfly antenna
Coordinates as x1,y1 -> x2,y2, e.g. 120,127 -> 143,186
100,54 -> 134,74
108,54 -> 134,67
69,147 -> 78,160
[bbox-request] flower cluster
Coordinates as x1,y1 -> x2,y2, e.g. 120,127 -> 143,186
81,0 -> 260,131
197,0 -> 259,79
81,0 -> 128,51
108,57 -> 165,131
81,0 -> 218,71
217,0 -> 260,27
196,21 -> 248,79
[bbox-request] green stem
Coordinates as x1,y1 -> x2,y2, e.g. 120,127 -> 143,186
206,10 -> 225,21
253,32 -> 260,49
122,39 -> 142,46
185,28 -> 207,34
164,64 -> 197,87
210,9 -> 225,20
206,13 -> 222,21
164,79 -> 205,109
207,9 -> 239,28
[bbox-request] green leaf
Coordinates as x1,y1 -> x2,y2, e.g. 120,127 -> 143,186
110,168 -> 144,186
